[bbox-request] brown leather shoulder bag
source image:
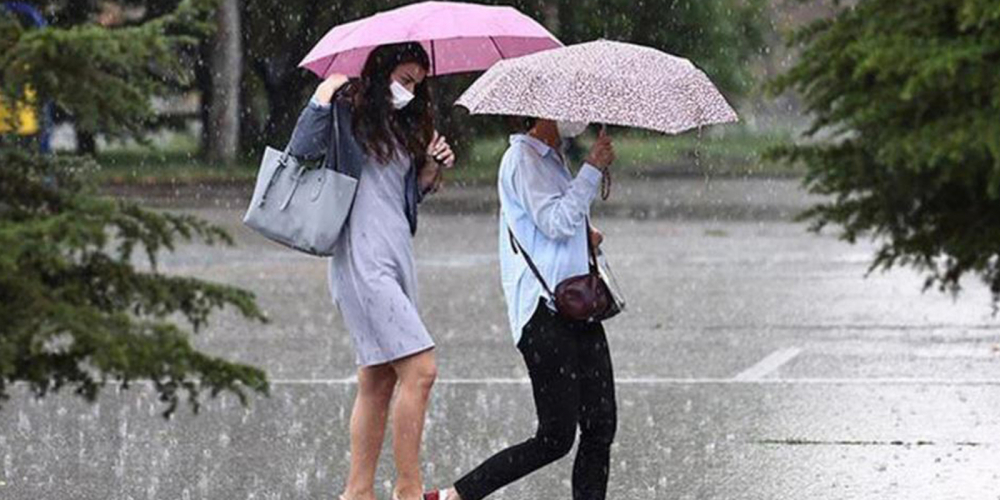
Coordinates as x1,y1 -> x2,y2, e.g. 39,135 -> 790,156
508,225 -> 622,323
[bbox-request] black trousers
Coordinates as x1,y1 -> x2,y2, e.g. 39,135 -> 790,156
454,301 -> 618,500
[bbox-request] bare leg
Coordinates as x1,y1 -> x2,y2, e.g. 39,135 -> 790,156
342,364 -> 398,500
389,348 -> 438,500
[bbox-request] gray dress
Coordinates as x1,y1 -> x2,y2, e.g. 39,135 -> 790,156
327,149 -> 434,366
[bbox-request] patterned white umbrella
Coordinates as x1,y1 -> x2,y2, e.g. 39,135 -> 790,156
456,39 -> 738,134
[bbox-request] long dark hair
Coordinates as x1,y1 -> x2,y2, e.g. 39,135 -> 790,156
347,42 -> 434,167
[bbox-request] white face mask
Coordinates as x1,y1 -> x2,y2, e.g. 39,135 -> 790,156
557,120 -> 589,138
390,80 -> 415,110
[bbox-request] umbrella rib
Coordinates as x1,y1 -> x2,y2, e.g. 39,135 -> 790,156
488,36 -> 506,59
321,50 -> 340,79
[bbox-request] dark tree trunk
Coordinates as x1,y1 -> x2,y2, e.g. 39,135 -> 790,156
205,0 -> 242,164
240,0 -> 325,153
197,41 -> 213,159
77,131 -> 96,155
259,59 -> 310,148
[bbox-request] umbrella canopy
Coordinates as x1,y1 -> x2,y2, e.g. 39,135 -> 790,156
455,40 -> 738,134
299,1 -> 562,78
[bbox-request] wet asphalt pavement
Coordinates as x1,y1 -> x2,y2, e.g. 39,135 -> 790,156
3,178 -> 999,499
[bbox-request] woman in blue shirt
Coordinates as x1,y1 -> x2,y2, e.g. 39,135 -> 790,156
426,118 -> 617,500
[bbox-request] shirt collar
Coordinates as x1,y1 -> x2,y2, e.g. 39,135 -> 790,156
509,133 -> 558,159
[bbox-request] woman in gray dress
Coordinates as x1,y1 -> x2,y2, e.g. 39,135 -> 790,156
286,42 -> 455,500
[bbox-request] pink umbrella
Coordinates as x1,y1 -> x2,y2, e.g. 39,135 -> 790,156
299,1 -> 562,78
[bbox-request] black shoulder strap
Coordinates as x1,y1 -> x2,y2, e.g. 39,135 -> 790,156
585,216 -> 598,270
325,90 -> 343,172
508,215 -> 600,291
507,225 -> 555,298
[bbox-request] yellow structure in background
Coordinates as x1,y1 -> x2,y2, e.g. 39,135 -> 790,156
0,88 -> 39,135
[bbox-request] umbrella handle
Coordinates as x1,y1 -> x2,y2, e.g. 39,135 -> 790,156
600,166 -> 612,201
598,123 -> 611,201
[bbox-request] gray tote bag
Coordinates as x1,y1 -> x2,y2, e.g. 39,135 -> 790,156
243,103 -> 357,256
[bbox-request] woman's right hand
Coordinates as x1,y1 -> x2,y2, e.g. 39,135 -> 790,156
313,73 -> 349,104
585,128 -> 615,169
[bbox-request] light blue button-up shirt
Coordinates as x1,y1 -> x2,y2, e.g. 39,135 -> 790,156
498,134 -> 604,344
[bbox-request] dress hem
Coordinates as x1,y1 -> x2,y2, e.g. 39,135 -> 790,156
356,341 -> 436,367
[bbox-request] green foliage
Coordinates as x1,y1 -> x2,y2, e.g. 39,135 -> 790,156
7,1 -> 188,27
769,0 -> 1000,302
0,151 -> 269,417
555,0 -> 769,95
0,0 -> 268,416
0,0 -> 217,137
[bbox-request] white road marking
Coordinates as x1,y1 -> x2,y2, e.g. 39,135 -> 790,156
732,347 -> 803,381
912,346 -> 1000,359
268,376 -> 1000,386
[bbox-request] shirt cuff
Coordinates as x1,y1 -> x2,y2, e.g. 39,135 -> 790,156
309,96 -> 332,110
578,163 -> 605,187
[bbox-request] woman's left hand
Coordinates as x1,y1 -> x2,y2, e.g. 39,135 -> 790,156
420,131 -> 454,194
427,131 -> 456,170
